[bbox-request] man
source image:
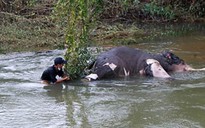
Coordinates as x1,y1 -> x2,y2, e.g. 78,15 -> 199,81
41,57 -> 70,85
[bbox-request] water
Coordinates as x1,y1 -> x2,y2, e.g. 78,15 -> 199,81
1,26 -> 205,128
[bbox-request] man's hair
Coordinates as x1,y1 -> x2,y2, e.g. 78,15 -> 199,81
54,57 -> 67,65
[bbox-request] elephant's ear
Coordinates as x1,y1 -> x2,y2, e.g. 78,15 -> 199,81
145,59 -> 171,78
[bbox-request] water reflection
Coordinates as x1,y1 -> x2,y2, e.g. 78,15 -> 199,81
41,76 -> 205,128
45,85 -> 64,102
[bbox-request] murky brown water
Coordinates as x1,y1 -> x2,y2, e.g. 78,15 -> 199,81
0,24 -> 205,128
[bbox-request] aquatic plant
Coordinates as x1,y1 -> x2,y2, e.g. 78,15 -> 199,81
54,0 -> 102,79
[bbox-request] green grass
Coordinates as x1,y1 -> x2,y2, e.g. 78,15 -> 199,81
0,13 -> 65,53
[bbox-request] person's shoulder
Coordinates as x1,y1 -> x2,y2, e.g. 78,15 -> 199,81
48,65 -> 54,69
44,65 -> 54,72
49,65 -> 55,70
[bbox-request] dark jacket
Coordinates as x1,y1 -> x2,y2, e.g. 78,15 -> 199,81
41,65 -> 64,83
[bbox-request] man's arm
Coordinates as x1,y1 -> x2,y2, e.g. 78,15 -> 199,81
55,75 -> 70,83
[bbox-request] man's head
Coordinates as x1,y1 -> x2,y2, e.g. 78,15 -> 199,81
54,57 -> 67,70
54,57 -> 67,65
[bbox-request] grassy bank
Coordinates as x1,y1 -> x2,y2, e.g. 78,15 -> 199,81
0,12 -> 149,53
0,0 -> 205,54
0,12 -> 203,54
0,12 -> 66,53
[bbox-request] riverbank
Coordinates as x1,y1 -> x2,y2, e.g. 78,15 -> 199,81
1,17 -> 204,54
1,12 -> 203,54
0,12 -> 66,53
1,0 -> 205,54
0,12 -> 148,53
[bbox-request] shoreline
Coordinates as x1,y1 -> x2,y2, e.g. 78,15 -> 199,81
1,11 -> 205,54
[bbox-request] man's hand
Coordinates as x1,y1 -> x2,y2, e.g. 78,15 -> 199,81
63,76 -> 70,81
56,76 -> 70,83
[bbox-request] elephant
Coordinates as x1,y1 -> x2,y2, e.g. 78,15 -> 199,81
85,46 -> 205,81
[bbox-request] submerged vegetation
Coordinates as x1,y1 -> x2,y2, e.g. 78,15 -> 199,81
0,0 -> 205,78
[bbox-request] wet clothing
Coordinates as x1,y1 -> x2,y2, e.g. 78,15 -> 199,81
41,65 -> 64,83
